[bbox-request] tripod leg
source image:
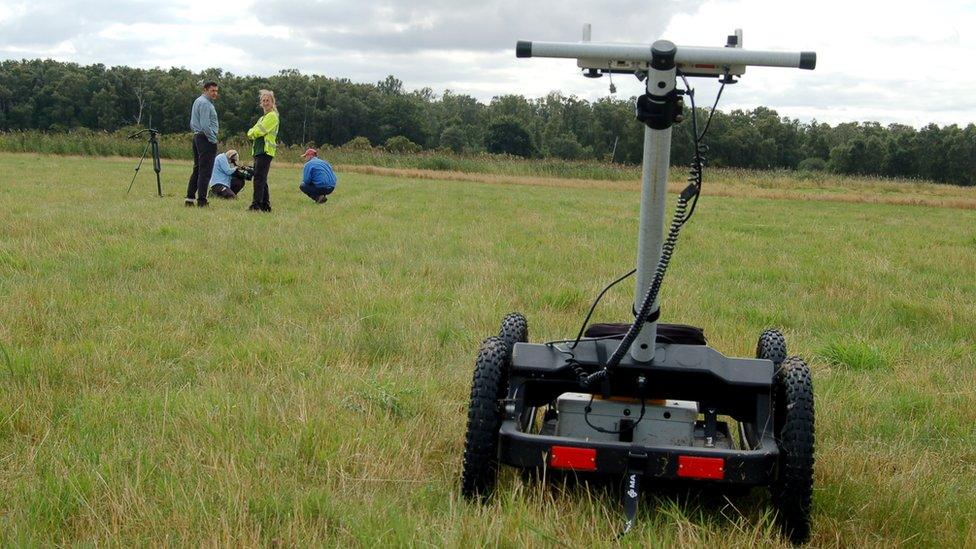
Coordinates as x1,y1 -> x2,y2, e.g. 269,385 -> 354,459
127,138 -> 153,195
152,138 -> 162,197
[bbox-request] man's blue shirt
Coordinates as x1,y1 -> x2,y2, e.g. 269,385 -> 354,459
189,94 -> 218,144
302,158 -> 337,191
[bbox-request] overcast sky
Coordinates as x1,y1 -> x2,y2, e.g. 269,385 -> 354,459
2,0 -> 975,127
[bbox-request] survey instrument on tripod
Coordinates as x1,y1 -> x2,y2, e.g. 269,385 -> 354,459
126,128 -> 163,197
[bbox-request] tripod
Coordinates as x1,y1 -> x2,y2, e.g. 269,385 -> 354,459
126,128 -> 163,196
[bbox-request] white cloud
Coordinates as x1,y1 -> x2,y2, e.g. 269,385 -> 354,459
0,3 -> 29,24
657,0 -> 976,125
2,0 -> 975,127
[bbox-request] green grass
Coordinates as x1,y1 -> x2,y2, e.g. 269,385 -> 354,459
0,129 -> 641,181
9,130 -> 976,197
0,152 -> 974,546
817,340 -> 888,372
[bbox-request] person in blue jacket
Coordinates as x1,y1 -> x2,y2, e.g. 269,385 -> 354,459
208,149 -> 248,199
299,148 -> 337,204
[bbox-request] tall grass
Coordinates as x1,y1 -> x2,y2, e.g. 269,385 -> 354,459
817,340 -> 888,371
0,153 -> 974,546
4,130 -> 975,210
0,129 -> 640,181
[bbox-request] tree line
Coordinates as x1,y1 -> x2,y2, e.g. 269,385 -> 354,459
1,58 -> 974,185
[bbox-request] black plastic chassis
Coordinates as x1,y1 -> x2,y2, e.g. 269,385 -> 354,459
498,339 -> 779,484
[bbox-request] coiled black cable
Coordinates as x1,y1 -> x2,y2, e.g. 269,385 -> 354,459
567,355 -> 590,385
681,72 -> 725,224
583,192 -> 691,386
581,74 -> 725,388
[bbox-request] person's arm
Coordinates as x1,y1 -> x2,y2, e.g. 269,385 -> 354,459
189,97 -> 199,132
247,114 -> 266,139
218,156 -> 237,177
302,162 -> 312,185
209,155 -> 226,184
207,103 -> 219,144
246,117 -> 257,139
247,111 -> 278,140
323,163 -> 337,191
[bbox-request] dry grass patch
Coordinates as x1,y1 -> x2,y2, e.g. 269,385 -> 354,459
339,164 -> 976,210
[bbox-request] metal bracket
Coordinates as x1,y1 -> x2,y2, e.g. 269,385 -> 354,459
704,406 -> 718,448
620,471 -> 642,536
636,90 -> 684,130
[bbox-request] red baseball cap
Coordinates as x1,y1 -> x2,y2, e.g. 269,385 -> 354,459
301,148 -> 317,159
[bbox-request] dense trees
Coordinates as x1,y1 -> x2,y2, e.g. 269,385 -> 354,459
1,59 -> 974,185
485,116 -> 534,157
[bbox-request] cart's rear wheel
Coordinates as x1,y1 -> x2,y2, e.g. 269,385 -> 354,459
499,312 -> 528,355
771,356 -> 815,544
740,329 -> 787,449
498,313 -> 532,430
460,336 -> 509,500
757,329 -> 787,365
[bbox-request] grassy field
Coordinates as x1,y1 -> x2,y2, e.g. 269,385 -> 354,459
0,130 -> 641,181
8,130 -> 976,197
0,152 -> 974,546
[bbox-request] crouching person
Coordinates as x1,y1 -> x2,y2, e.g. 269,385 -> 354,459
209,149 -> 249,199
299,148 -> 337,204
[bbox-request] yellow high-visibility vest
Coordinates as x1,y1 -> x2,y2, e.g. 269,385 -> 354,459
247,110 -> 279,157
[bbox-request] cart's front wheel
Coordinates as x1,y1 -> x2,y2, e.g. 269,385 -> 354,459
771,356 -> 815,544
460,336 -> 509,500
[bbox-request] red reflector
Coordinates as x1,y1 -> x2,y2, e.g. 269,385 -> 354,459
677,456 -> 725,480
549,446 -> 597,471
694,63 -> 717,69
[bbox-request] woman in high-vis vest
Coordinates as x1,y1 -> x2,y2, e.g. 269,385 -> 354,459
247,89 -> 280,212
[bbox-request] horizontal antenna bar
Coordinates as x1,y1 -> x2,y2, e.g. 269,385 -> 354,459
516,40 -> 816,70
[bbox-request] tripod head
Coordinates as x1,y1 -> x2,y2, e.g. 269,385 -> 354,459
128,128 -> 161,139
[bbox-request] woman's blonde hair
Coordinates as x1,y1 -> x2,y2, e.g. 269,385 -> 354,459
259,89 -> 277,111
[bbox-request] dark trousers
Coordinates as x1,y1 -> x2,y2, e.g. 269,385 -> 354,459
251,154 -> 273,210
187,133 -> 217,202
299,182 -> 333,200
210,177 -> 246,199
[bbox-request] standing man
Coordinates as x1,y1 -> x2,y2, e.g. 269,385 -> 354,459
185,81 -> 219,207
298,148 -> 337,204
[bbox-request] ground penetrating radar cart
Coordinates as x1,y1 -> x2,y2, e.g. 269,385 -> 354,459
460,28 -> 818,543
